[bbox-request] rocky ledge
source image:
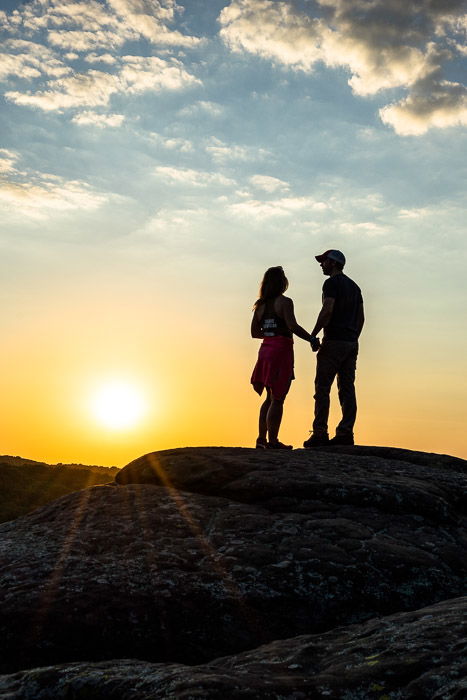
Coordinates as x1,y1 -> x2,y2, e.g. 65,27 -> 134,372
0,446 -> 466,697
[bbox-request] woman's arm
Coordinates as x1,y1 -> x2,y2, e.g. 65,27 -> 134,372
251,309 -> 263,338
280,297 -> 311,342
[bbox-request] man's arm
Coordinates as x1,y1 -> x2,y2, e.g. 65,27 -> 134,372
281,298 -> 311,341
310,297 -> 335,338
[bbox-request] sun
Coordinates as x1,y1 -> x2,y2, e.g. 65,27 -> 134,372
90,380 -> 147,430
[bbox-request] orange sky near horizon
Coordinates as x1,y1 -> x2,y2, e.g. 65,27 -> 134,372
2,258 -> 466,468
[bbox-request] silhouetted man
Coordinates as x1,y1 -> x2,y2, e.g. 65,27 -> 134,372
304,250 -> 364,447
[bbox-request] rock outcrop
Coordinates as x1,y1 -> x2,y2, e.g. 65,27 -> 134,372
0,596 -> 465,698
0,446 -> 466,696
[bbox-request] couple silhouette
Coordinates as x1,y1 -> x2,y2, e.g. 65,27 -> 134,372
251,250 -> 364,450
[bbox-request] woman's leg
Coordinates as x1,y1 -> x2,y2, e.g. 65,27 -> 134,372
258,388 -> 271,440
267,396 -> 284,443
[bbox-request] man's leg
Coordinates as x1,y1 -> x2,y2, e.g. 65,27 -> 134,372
312,342 -> 339,437
335,342 -> 358,437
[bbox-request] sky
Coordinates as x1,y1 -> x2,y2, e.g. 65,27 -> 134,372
1,0 -> 466,467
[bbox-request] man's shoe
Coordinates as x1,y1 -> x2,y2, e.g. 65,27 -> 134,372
328,434 -> 354,445
303,434 -> 329,448
267,440 -> 293,450
256,437 -> 268,449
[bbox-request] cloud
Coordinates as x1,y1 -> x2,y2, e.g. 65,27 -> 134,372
47,29 -> 125,52
18,0 -> 121,33
72,110 -> 125,127
338,221 -> 386,237
154,166 -> 235,187
84,53 -> 118,65
0,40 -> 70,80
1,0 -> 201,47
398,207 -> 432,219
229,195 -> 328,220
0,149 -> 18,174
163,137 -> 193,152
134,206 -> 209,240
380,78 -> 467,135
178,100 -> 224,117
145,132 -> 194,152
219,0 -> 467,134
106,0 -> 202,47
5,56 -> 200,111
119,55 -> 200,92
0,179 -> 107,218
0,151 -> 108,219
5,69 -> 119,110
249,174 -> 289,193
206,137 -> 270,162
219,0 -> 323,70
0,0 -> 202,118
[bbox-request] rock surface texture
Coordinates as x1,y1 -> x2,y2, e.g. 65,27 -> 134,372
0,596 -> 466,699
0,446 -> 466,698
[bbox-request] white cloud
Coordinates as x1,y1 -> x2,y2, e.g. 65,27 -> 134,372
5,56 -> 200,111
219,0 -> 467,134
72,110 -> 125,127
19,0 -> 121,33
220,0 -> 323,71
145,132 -> 194,152
249,174 -> 289,193
0,149 -> 18,173
0,0 -> 202,117
0,40 -> 70,81
84,53 -> 118,65
119,55 -> 200,93
380,79 -> 467,135
338,221 -> 386,237
137,206 -> 208,233
229,195 -> 328,220
47,29 -> 125,52
0,152 -> 109,219
398,207 -> 432,219
106,0 -> 202,47
323,33 -> 430,97
178,100 -> 224,117
0,179 -> 107,218
206,137 -> 270,162
154,166 -> 235,187
163,137 -> 193,152
1,0 -> 200,48
5,69 -> 119,110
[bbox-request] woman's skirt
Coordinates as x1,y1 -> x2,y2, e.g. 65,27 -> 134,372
251,336 -> 294,400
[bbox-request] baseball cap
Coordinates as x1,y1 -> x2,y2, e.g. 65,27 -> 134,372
315,249 -> 346,266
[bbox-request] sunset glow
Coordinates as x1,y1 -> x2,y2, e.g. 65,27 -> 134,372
1,0 -> 466,466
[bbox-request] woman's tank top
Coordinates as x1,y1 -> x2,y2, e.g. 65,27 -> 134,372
261,298 -> 292,338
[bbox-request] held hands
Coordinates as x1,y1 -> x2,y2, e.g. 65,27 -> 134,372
310,336 -> 320,352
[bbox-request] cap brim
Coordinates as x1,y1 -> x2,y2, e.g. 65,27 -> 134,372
315,254 -> 327,262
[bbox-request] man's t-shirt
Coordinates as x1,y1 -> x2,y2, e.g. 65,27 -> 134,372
322,273 -> 363,341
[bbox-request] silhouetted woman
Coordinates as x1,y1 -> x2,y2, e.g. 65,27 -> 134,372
251,266 -> 311,449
